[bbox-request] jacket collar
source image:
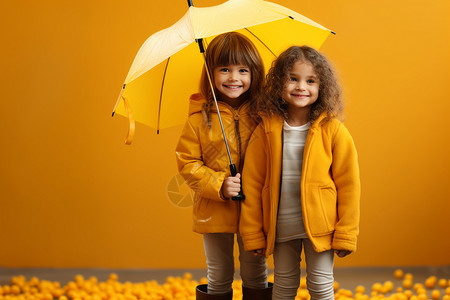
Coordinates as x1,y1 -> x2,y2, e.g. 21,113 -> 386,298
262,112 -> 328,133
188,93 -> 251,116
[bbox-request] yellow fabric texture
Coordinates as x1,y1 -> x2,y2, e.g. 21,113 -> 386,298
113,0 -> 332,136
240,114 -> 361,256
175,94 -> 258,233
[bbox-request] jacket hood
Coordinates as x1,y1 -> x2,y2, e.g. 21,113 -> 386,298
188,93 -> 207,116
261,113 -> 329,133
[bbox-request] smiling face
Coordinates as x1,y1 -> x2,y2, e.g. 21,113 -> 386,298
213,64 -> 251,107
282,60 -> 320,124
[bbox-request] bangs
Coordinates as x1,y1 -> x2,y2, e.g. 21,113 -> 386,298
211,35 -> 256,68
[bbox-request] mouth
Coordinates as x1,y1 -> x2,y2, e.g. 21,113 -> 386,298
292,94 -> 309,98
223,85 -> 242,89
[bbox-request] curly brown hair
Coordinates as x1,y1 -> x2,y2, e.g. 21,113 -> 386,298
259,46 -> 343,124
199,32 -> 265,126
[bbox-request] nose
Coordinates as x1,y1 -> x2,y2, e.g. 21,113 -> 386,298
228,70 -> 238,81
296,81 -> 306,91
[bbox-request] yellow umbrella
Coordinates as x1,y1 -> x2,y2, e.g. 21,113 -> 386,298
112,0 -> 334,144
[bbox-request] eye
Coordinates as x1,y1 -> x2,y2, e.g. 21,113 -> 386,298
289,77 -> 297,82
219,68 -> 229,72
239,68 -> 250,73
307,79 -> 316,84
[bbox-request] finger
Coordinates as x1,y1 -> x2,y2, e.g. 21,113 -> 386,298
235,173 -> 241,179
230,176 -> 241,183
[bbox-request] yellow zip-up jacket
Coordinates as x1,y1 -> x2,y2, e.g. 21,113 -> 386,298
176,94 -> 258,233
239,114 -> 360,256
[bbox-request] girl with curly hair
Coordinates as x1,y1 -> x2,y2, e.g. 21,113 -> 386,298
240,46 -> 361,300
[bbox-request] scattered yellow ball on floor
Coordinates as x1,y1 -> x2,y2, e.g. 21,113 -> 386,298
372,283 -> 382,292
297,288 -> 309,299
431,289 -> 441,300
404,273 -> 413,281
403,279 -> 413,289
355,285 -> 365,294
425,276 -> 437,289
394,269 -> 404,279
3,269 -> 450,300
403,289 -> 413,298
383,281 -> 394,293
109,273 -> 118,282
416,287 -> 427,295
439,278 -> 448,288
299,277 -> 307,289
417,294 -> 428,300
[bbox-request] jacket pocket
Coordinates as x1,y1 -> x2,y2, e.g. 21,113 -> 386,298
261,185 -> 271,235
194,197 -> 212,224
305,182 -> 337,236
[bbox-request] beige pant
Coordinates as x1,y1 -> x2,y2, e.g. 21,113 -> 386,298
273,239 -> 335,300
203,233 -> 268,294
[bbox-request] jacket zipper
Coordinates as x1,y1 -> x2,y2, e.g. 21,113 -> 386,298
234,113 -> 242,172
218,101 -> 244,172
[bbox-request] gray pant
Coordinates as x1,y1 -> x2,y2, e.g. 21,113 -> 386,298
273,238 -> 335,300
203,233 -> 268,294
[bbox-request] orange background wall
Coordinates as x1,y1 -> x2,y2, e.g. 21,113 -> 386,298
0,0 -> 449,268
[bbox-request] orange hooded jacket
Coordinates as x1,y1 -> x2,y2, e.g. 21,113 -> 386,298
175,94 -> 258,233
239,114 -> 360,256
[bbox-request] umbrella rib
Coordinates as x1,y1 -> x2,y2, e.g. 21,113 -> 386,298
157,57 -> 171,134
243,27 -> 277,58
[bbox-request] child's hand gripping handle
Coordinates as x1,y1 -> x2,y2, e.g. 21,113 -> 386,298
229,164 -> 245,201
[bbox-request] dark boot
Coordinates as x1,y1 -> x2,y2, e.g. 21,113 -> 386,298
196,284 -> 233,300
242,282 -> 273,300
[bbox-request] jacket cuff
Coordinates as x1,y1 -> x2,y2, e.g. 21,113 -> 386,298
331,231 -> 357,252
240,232 -> 267,252
202,172 -> 227,201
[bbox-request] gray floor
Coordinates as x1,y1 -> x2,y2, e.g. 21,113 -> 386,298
1,266 -> 449,297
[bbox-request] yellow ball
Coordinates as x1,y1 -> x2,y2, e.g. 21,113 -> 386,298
300,277 -> 307,289
372,283 -> 382,292
108,274 -> 118,282
425,276 -> 437,289
333,281 -> 340,292
438,279 -> 448,288
403,279 -> 413,289
431,289 -> 441,300
405,273 -> 413,280
355,285 -> 365,294
403,289 -> 413,298
417,294 -> 427,300
394,269 -> 404,279
382,281 -> 394,293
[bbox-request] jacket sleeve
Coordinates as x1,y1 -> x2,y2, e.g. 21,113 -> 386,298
331,122 -> 361,252
240,124 -> 267,251
175,118 -> 227,201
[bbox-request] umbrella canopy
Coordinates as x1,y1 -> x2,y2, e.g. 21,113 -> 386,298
113,0 -> 333,142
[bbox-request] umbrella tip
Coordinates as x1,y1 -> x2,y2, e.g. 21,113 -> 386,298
157,130 -> 160,134
331,31 -> 336,35
112,111 -> 115,117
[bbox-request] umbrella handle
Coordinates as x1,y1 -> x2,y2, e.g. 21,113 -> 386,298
229,164 -> 245,201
